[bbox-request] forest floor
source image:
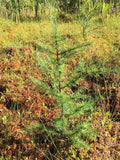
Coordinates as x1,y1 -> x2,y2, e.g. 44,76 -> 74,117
0,16 -> 120,159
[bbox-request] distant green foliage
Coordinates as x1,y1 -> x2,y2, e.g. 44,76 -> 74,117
0,0 -> 119,21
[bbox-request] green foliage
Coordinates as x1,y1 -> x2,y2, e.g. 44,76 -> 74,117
102,1 -> 111,17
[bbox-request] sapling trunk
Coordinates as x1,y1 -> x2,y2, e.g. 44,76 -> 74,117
54,30 -> 64,128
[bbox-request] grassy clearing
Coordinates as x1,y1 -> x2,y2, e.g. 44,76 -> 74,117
0,15 -> 120,159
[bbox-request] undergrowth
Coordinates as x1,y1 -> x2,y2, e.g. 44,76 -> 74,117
0,13 -> 120,160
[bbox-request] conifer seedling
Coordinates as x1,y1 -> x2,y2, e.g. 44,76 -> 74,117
30,7 -> 96,158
